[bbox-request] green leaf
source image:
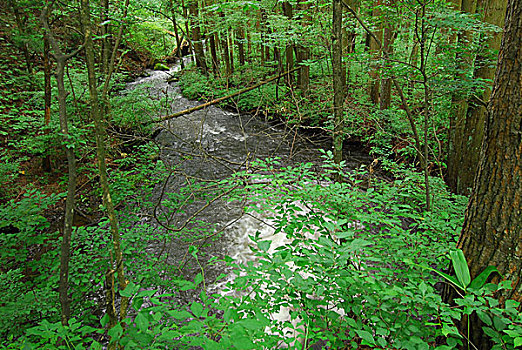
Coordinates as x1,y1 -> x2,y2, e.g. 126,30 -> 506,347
514,337 -> 522,348
135,312 -> 149,332
237,318 -> 263,330
194,273 -> 203,286
120,281 -> 140,297
101,314 -> 109,327
257,240 -> 271,253
469,266 -> 499,290
356,330 -> 375,345
450,249 -> 471,288
476,310 -> 492,326
191,302 -> 203,317
108,323 -> 123,340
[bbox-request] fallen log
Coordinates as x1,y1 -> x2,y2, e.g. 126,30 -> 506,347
145,65 -> 303,125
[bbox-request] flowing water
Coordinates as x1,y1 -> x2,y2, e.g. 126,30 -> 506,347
126,63 -> 370,299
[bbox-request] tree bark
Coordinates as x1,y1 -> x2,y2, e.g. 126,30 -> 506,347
169,0 -> 185,69
379,18 -> 394,110
447,0 -> 507,195
332,0 -> 345,170
40,4 -> 80,327
81,0 -> 129,345
236,27 -> 245,66
367,0 -> 383,105
209,32 -> 219,76
446,0 -> 478,194
283,1 -> 294,86
189,0 -> 207,74
42,36 -> 52,172
456,1 -> 521,348
296,0 -> 310,92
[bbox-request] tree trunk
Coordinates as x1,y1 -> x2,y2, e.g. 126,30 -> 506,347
236,27 -> 245,66
42,36 -> 52,172
221,30 -> 232,79
169,0 -> 185,69
367,0 -> 383,104
100,0 -> 110,77
332,0 -> 345,170
455,1 -> 521,348
81,0 -> 129,345
379,20 -> 394,110
447,0 -> 507,195
296,0 -> 310,92
189,0 -> 207,74
446,0 -> 478,194
40,4 -> 79,327
228,30 -> 234,73
209,32 -> 219,76
283,1 -> 294,86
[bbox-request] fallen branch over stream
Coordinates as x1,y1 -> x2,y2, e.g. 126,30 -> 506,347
144,65 -> 303,125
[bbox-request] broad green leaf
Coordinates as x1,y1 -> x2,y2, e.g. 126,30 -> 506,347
191,302 -> 204,317
258,240 -> 271,252
356,330 -> 375,345
194,273 -> 203,286
135,312 -> 149,332
108,323 -> 123,340
514,337 -> 522,348
450,249 -> 471,288
469,266 -> 499,290
476,310 -> 492,326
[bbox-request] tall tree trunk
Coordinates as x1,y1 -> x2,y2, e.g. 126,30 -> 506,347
343,0 -> 357,87
454,1 -> 521,348
368,0 -> 383,104
379,20 -> 395,110
181,0 -> 193,63
209,32 -> 219,75
100,0 -> 110,77
446,0 -> 478,194
221,29 -> 232,79
40,4 -> 80,327
283,1 -> 294,86
236,27 -> 245,66
296,0 -> 310,92
332,0 -> 345,170
447,0 -> 507,195
228,30 -> 234,73
189,0 -> 207,73
169,0 -> 185,69
81,0 -> 129,345
42,36 -> 52,172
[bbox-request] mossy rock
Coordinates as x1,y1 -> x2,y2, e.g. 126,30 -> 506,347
154,62 -> 170,71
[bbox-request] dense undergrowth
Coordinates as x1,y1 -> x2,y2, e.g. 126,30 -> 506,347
1,2 -> 522,349
4,157 -> 522,349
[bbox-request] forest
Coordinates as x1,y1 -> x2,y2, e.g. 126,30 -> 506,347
0,0 -> 520,349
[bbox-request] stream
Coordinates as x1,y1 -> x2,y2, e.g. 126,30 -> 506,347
125,62 -> 371,301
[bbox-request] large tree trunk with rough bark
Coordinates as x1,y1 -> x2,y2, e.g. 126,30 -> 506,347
455,0 -> 521,348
